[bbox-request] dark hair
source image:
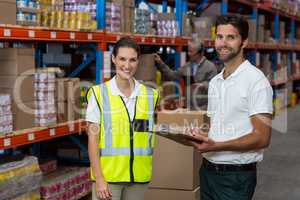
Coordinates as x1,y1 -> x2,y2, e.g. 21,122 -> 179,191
215,14 -> 249,41
112,37 -> 141,57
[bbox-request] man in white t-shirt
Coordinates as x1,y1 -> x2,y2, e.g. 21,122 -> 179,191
188,15 -> 273,200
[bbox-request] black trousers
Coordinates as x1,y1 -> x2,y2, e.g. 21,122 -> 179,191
200,162 -> 257,200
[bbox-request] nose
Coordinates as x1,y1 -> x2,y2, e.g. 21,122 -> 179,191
124,60 -> 130,69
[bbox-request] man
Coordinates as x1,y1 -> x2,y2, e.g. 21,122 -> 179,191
154,38 -> 217,110
189,15 -> 273,200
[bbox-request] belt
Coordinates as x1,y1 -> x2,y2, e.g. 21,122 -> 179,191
202,158 -> 257,172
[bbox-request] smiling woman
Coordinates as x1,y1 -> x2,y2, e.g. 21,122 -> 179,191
85,37 -> 159,200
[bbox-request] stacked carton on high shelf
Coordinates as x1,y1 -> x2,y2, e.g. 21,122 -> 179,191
0,47 -> 36,131
145,109 -> 209,200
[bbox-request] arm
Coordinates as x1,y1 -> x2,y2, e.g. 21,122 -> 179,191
190,113 -> 272,152
88,122 -> 112,199
154,53 -> 183,80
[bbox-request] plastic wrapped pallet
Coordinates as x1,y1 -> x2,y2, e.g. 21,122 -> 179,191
39,159 -> 57,175
134,8 -> 151,34
0,156 -> 42,200
40,167 -> 92,200
0,94 -> 13,135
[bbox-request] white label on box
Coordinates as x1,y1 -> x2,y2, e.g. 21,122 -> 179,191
4,29 -> 11,37
3,138 -> 11,146
162,39 -> 166,44
88,33 -> 93,40
70,32 -> 75,40
50,32 -> 56,39
28,30 -> 35,38
152,38 -> 156,43
141,37 -> 145,43
69,123 -> 75,132
171,39 -> 175,44
50,128 -> 56,136
28,133 -> 35,141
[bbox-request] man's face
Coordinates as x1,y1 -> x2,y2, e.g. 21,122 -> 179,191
215,24 -> 247,63
187,43 -> 200,62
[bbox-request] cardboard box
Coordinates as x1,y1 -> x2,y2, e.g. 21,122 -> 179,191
124,5 -> 135,33
67,78 -> 81,102
145,187 -> 200,200
247,19 -> 257,42
0,1 -> 16,25
57,100 -> 80,123
149,111 -> 208,190
0,48 -> 35,76
0,75 -> 35,103
135,54 -> 157,82
12,101 -> 35,130
55,78 -> 69,101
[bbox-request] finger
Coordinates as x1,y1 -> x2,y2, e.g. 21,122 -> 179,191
108,187 -> 113,196
104,189 -> 111,199
192,134 -> 209,143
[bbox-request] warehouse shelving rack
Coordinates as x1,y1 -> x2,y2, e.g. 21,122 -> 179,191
1,0 -> 300,150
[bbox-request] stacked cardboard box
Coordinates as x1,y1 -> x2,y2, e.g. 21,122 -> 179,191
0,156 -> 42,200
34,71 -> 57,126
0,48 -> 36,131
0,94 -> 13,135
145,110 -> 208,200
40,167 -> 92,200
56,78 -> 81,123
0,0 -> 17,24
257,15 -> 266,43
111,0 -> 134,33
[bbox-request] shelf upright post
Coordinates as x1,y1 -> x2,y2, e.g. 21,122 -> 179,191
272,14 -> 280,84
182,0 -> 188,13
96,42 -> 106,84
162,0 -> 167,13
175,0 -> 183,35
96,0 -> 106,29
221,0 -> 228,15
249,7 -> 258,65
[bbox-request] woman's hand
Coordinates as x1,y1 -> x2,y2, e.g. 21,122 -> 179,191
95,179 -> 112,199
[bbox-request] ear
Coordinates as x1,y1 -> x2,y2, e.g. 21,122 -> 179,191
112,55 -> 116,65
242,39 -> 248,49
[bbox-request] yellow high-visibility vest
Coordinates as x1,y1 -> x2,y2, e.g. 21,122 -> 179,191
87,82 -> 159,183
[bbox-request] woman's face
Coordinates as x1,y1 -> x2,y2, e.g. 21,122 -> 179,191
112,47 -> 139,80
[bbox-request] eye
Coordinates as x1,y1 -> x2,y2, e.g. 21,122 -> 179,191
216,35 -> 223,40
119,57 -> 126,61
227,35 -> 236,40
130,58 -> 138,63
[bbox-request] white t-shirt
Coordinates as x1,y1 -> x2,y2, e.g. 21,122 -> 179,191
86,76 -> 141,124
203,60 -> 273,164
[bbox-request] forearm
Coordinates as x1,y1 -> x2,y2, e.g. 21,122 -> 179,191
211,131 -> 271,152
88,124 -> 105,181
157,62 -> 181,80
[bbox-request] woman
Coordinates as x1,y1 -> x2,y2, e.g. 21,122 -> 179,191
86,37 -> 159,200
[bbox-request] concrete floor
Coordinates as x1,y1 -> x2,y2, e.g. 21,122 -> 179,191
254,106 -> 300,200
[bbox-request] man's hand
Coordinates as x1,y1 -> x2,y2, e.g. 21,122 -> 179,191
153,53 -> 164,65
96,179 -> 112,200
187,128 -> 215,153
